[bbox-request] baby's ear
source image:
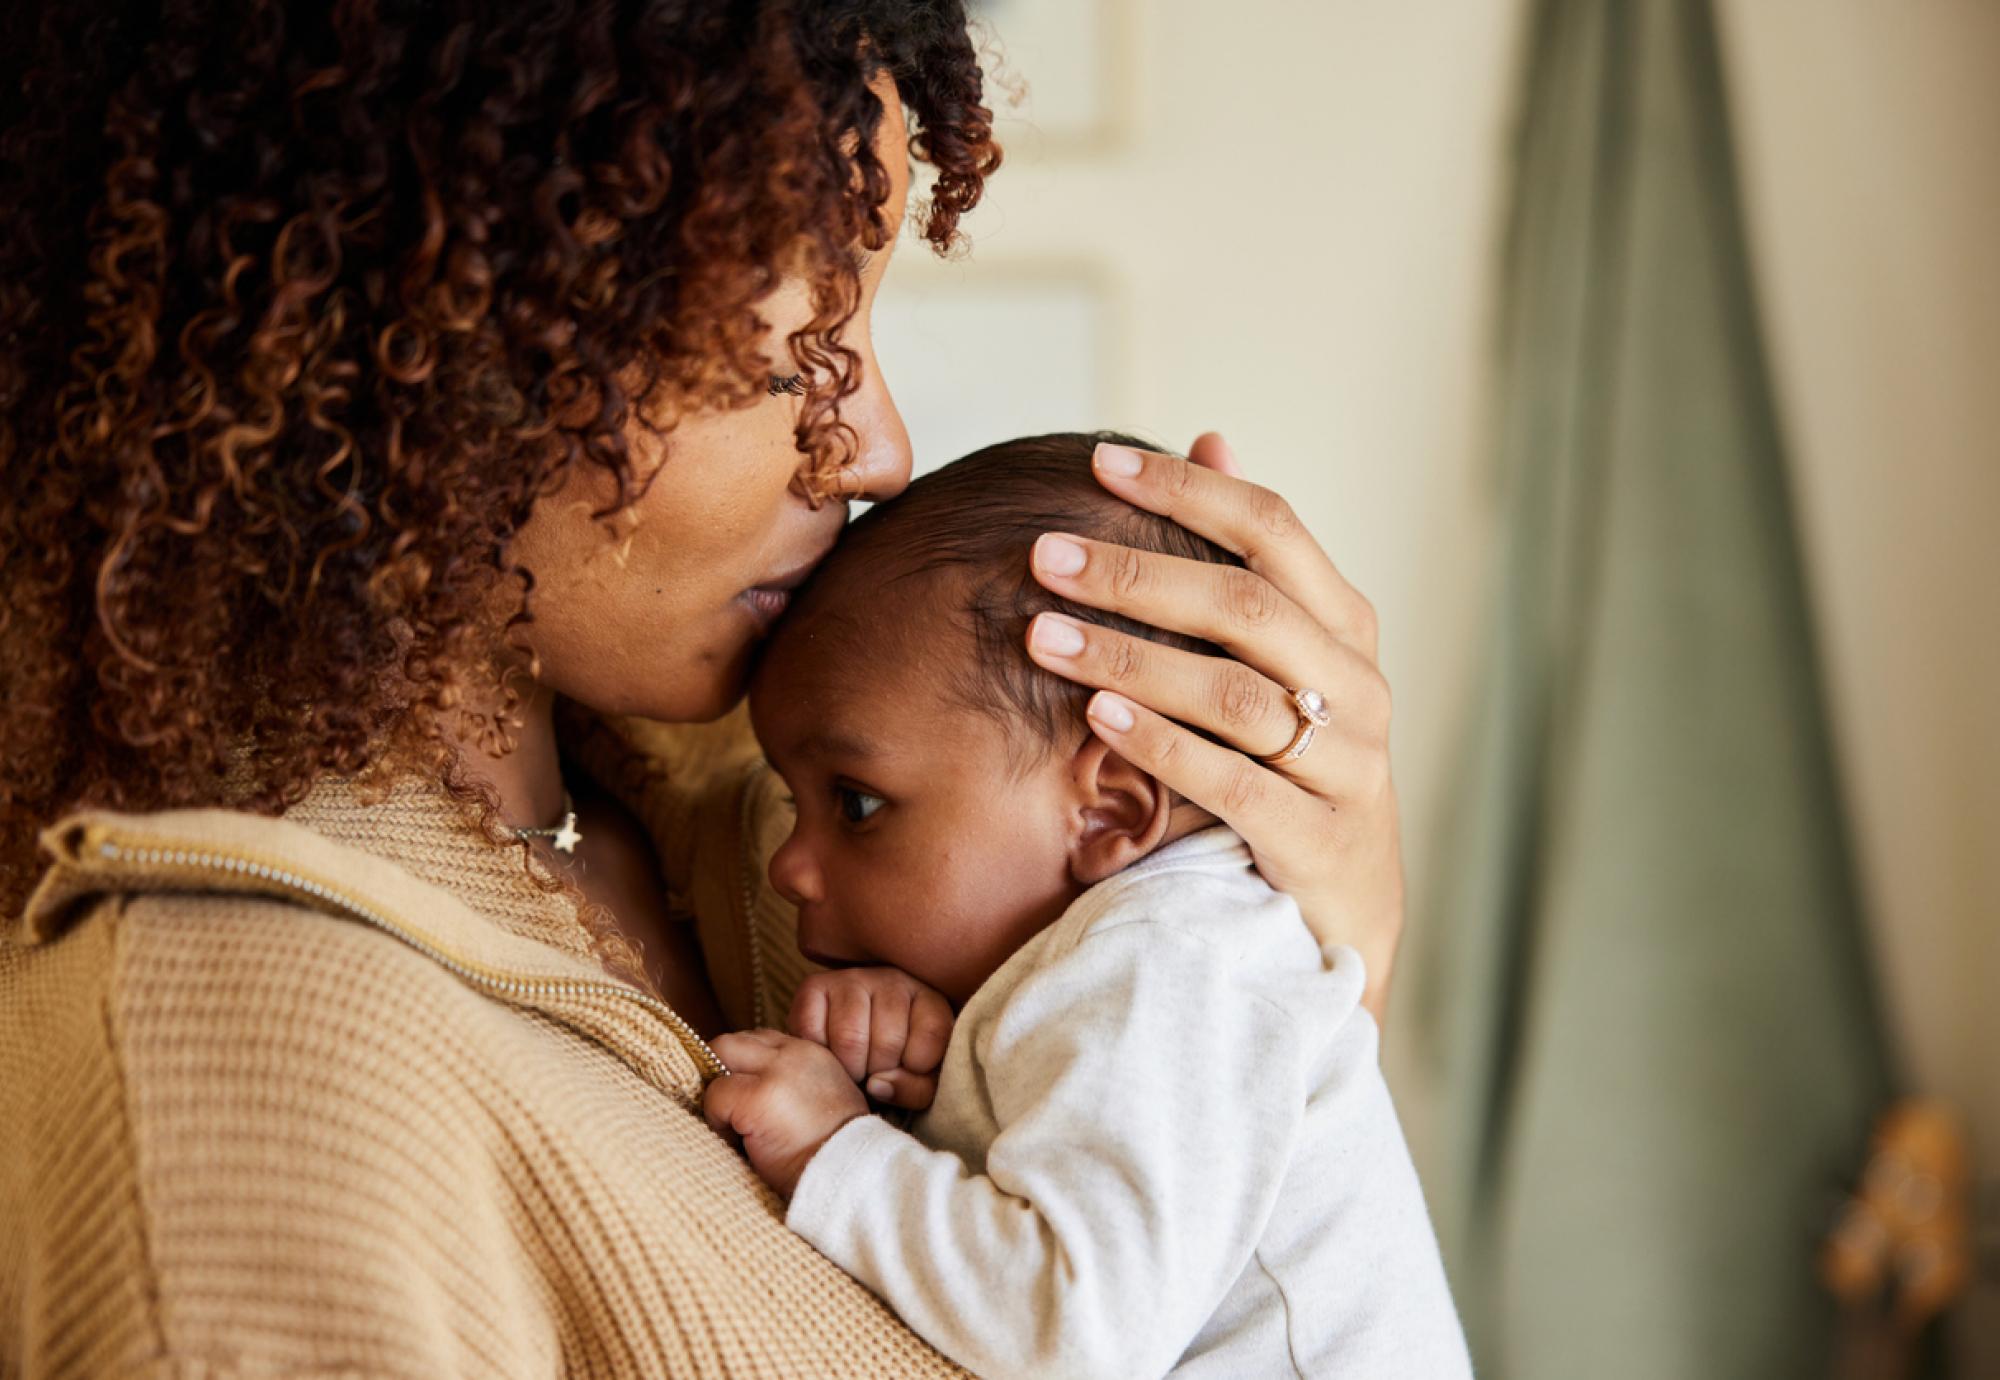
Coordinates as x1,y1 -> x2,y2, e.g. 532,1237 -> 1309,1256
1066,736 -> 1174,886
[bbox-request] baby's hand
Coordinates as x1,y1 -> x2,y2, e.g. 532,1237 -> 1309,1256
704,1030 -> 868,1199
788,967 -> 955,1111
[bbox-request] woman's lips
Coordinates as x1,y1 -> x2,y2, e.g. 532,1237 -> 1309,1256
739,586 -> 791,629
739,537 -> 838,630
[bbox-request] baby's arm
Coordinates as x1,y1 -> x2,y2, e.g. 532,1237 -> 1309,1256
785,921 -> 1312,1380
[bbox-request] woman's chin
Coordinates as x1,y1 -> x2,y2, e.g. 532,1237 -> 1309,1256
640,660 -> 753,725
660,626 -> 762,724
559,606 -> 766,725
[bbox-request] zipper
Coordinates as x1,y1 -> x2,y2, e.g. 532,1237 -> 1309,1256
735,760 -> 774,1030
82,826 -> 730,1082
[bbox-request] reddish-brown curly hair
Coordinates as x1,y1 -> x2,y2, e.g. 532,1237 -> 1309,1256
0,0 -> 1000,947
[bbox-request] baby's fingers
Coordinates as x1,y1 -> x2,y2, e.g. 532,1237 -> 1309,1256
866,988 -> 915,1076
823,982 -> 875,1083
788,972 -> 942,1086
865,1067 -> 940,1111
787,978 -> 831,1047
901,990 -> 954,1075
702,1070 -> 757,1139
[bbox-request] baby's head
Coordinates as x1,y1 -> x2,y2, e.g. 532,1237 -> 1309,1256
749,431 -> 1241,1003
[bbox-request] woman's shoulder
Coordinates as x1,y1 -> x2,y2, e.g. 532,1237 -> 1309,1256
0,877 -> 531,1371
3,820 -> 967,1377
4,877 -> 523,1145
6,800 -> 696,1100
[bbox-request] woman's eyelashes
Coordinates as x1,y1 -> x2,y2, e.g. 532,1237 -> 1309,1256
767,373 -> 807,397
834,783 -> 886,826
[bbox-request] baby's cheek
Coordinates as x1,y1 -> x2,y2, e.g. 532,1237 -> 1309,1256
815,860 -> 925,966
861,901 -> 947,976
846,887 -> 969,997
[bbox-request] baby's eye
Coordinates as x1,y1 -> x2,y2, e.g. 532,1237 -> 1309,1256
835,785 -> 885,825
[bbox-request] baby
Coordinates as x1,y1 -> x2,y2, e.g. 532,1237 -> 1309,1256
703,433 -> 1472,1380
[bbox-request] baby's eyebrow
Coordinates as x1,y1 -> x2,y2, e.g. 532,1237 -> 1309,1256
797,729 -> 880,762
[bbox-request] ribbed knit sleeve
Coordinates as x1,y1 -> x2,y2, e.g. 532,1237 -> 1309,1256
1,903 -> 162,1376
5,895 -> 568,1376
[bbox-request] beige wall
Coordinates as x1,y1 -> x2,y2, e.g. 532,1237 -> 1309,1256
883,0 -> 1523,876
885,0 -> 1997,1362
1718,1 -> 2000,1365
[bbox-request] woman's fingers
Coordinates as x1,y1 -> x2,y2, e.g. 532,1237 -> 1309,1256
1027,610 -> 1389,764
1031,532 -> 1338,690
1030,613 -> 1296,759
1081,691 -> 1328,878
1033,433 -> 1410,1030
1185,430 -> 1246,479
1079,441 -> 1378,662
1084,688 -> 1393,854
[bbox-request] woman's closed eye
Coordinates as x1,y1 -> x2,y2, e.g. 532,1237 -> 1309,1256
834,783 -> 886,826
768,373 -> 808,397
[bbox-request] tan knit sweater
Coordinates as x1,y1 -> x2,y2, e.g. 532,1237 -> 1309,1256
0,706 -> 963,1378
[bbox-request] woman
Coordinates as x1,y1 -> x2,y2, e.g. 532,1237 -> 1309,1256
0,2 -> 1409,1374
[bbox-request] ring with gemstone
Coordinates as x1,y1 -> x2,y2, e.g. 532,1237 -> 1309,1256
1260,686 -> 1331,766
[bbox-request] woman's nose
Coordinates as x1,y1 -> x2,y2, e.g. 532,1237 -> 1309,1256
841,349 -> 913,504
767,830 -> 824,908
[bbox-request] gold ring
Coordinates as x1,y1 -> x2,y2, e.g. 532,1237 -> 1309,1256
1260,686 -> 1331,766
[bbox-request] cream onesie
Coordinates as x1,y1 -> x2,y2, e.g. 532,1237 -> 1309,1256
786,826 -> 1475,1380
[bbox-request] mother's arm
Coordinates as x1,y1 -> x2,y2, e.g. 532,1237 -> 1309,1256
1023,433 -> 1406,1030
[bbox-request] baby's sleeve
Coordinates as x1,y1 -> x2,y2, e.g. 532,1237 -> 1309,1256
785,918 -> 1313,1380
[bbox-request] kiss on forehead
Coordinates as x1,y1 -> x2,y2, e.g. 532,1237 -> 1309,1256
748,431 -> 1234,1006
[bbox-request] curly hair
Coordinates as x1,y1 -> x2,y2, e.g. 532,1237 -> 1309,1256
0,0 -> 1000,953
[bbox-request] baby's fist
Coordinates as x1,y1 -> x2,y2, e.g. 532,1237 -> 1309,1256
789,967 -> 955,1110
704,1030 -> 868,1199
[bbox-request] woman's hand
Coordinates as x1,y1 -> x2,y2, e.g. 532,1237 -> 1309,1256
1024,433 -> 1406,1029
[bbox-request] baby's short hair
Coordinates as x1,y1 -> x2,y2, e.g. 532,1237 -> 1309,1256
790,431 -> 1243,766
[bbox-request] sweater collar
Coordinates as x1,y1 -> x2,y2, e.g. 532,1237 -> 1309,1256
10,701 -> 744,1090
15,701 -> 659,952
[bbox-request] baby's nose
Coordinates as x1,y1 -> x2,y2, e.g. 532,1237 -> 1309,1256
767,832 -> 823,908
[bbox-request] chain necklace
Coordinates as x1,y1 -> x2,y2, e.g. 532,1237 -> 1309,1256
513,787 -> 582,854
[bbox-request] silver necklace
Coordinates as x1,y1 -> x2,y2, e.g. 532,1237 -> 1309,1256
514,787 -> 582,853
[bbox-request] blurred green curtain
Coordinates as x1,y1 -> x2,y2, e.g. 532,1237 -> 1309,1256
1407,1 -> 1893,1376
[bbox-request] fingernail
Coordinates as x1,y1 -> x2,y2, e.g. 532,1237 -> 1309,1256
866,1077 -> 894,1101
1088,692 -> 1135,732
1094,443 -> 1143,478
1033,533 -> 1087,577
1030,612 -> 1086,656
